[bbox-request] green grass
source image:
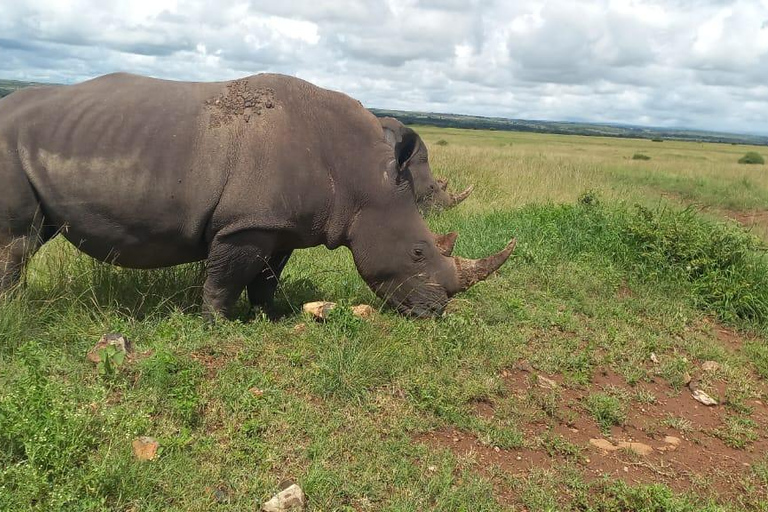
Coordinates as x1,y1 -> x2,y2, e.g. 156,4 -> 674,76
585,392 -> 627,434
2,127 -> 768,510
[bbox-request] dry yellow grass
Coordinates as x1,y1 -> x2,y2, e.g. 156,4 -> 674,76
418,126 -> 768,238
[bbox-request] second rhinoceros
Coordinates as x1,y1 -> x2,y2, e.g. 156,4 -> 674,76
0,72 -> 514,318
379,116 -> 473,212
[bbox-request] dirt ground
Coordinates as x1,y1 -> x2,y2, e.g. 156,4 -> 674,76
415,324 -> 768,506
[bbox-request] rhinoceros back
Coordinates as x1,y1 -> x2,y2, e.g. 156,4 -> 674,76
2,73 -> 237,267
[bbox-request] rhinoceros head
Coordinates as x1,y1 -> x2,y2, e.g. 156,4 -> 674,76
379,117 -> 473,212
347,138 -> 514,318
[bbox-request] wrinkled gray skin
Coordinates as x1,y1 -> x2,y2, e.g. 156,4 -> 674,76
379,117 -> 473,212
0,73 -> 514,319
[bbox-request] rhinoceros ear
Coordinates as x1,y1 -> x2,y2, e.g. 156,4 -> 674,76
382,123 -> 420,175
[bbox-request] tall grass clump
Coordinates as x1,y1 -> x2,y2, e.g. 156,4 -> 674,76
739,152 -> 765,165
453,197 -> 768,327
632,153 -> 651,161
618,204 -> 768,322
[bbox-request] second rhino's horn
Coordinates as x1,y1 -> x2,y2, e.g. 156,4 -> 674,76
453,238 -> 516,292
449,185 -> 474,207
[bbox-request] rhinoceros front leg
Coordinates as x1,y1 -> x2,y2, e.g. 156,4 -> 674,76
246,250 -> 293,314
202,230 -> 274,321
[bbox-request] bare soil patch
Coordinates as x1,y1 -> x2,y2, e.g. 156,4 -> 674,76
724,209 -> 768,232
415,363 -> 768,504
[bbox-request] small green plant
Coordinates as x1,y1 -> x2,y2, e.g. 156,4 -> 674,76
585,392 -> 627,433
662,414 -> 693,434
632,389 -> 657,405
325,302 -> 363,337
738,152 -> 764,164
541,433 -> 582,460
714,416 -> 758,449
652,138 -> 664,142
435,139 -> 449,146
632,153 -> 651,161
96,345 -> 126,377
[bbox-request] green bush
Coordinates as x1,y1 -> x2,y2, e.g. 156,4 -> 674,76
632,153 -> 651,161
739,152 -> 764,165
485,199 -> 768,326
435,139 -> 449,146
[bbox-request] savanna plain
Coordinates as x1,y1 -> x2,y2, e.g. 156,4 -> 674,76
3,126 -> 768,511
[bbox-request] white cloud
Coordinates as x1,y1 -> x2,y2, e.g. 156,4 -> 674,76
1,0 -> 767,133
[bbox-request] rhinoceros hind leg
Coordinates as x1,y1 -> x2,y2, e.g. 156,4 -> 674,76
246,250 -> 293,314
202,230 -> 274,321
0,201 -> 58,295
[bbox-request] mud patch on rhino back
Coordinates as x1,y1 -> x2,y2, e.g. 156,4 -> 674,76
204,80 -> 276,128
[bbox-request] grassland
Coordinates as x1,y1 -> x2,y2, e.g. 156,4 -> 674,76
2,128 -> 768,511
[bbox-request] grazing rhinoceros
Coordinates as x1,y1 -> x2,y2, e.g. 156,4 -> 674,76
378,117 -> 473,212
0,73 -> 514,319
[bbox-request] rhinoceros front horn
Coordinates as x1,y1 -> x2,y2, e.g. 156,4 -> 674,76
452,238 -> 516,292
449,185 -> 474,207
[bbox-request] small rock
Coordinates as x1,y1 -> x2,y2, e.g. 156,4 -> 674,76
494,446 -> 500,452
427,465 -> 437,472
650,353 -> 660,364
302,301 -> 336,320
132,436 -> 159,461
692,389 -> 718,406
702,361 -> 721,372
516,456 -> 522,461
87,333 -> 132,363
683,372 -> 692,386
351,304 -> 375,319
584,458 -> 590,463
537,375 -> 558,390
664,436 -> 681,447
623,466 -> 629,473
262,484 -> 305,512
590,438 -> 617,452
249,387 -> 264,398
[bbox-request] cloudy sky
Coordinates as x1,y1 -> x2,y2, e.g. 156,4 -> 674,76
2,0 -> 768,134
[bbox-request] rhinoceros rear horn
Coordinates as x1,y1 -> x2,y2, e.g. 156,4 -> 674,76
449,184 -> 474,207
437,178 -> 449,191
453,238 -> 516,292
434,231 -> 459,256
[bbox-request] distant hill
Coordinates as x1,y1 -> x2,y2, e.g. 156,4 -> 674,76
371,109 -> 768,146
2,79 -> 764,146
0,79 -> 45,99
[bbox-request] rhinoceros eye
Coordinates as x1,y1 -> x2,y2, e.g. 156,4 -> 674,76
411,244 -> 426,262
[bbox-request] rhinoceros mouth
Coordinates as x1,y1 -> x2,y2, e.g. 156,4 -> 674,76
391,286 -> 447,318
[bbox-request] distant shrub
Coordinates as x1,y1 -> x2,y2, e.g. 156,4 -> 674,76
435,139 -> 449,146
632,153 -> 651,161
738,152 -> 764,165
652,138 -> 664,142
578,189 -> 601,207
